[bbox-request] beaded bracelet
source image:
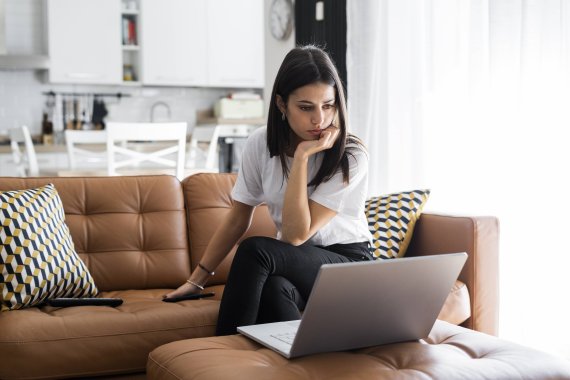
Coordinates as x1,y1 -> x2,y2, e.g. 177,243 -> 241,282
198,263 -> 215,276
186,279 -> 204,290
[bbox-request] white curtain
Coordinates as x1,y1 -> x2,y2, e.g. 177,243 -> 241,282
348,0 -> 570,359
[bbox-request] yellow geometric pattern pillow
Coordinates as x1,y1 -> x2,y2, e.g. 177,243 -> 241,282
365,189 -> 430,259
0,184 -> 98,311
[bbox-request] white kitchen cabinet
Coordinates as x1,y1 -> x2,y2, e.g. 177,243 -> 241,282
140,0 -> 208,86
140,0 -> 263,88
47,0 -> 122,84
206,0 -> 264,88
47,0 -> 263,88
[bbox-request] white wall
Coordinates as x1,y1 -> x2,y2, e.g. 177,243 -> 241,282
263,0 -> 295,117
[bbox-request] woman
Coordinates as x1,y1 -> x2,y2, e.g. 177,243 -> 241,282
165,45 -> 372,336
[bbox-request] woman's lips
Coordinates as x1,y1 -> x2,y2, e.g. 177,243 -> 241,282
308,129 -> 322,136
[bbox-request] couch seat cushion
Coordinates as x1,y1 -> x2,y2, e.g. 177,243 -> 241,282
0,287 -> 222,380
147,320 -> 570,380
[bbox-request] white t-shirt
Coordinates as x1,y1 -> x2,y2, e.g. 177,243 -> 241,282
232,127 -> 372,246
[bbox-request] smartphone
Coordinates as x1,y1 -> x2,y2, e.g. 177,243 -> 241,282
162,292 -> 215,303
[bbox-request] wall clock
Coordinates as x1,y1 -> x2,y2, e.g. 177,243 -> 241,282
269,0 -> 294,41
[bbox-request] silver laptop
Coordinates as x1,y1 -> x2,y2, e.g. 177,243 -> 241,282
238,252 -> 467,358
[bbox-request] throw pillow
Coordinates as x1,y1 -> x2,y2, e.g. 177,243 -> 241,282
365,189 -> 430,260
0,183 -> 98,311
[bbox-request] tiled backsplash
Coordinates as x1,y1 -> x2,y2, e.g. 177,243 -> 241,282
0,70 -> 245,139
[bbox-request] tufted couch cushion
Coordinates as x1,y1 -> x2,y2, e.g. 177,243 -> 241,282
0,176 -> 191,291
147,320 -> 570,380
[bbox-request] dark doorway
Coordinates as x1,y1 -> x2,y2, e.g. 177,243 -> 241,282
295,0 -> 347,92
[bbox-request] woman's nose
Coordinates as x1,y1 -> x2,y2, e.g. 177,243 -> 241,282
311,110 -> 324,126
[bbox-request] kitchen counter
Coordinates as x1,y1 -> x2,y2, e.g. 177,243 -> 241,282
0,144 -> 68,154
0,140 -> 196,155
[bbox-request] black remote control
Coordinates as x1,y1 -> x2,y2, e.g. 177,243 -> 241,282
46,298 -> 123,307
162,292 -> 215,303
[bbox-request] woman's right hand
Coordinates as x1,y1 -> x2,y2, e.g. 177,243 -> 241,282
295,125 -> 340,159
163,281 -> 202,300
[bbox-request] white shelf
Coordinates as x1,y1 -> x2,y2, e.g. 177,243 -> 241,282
121,81 -> 142,86
121,0 -> 140,86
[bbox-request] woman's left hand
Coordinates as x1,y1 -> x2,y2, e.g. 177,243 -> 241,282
295,126 -> 340,159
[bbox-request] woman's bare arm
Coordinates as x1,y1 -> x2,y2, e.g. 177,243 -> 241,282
281,128 -> 340,246
164,201 -> 255,298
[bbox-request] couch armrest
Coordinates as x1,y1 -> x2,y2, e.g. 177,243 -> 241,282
406,213 -> 500,336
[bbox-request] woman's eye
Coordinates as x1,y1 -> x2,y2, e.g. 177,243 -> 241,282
299,104 -> 335,111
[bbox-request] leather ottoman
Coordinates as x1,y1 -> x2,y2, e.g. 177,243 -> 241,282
147,321 -> 570,380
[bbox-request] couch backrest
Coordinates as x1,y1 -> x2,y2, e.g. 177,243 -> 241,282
0,175 -> 191,291
182,173 -> 276,285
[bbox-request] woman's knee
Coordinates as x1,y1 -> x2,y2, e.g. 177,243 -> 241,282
238,236 -> 276,252
233,236 -> 278,267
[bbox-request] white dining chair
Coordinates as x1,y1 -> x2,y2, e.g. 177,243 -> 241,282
64,130 -> 107,169
106,122 -> 187,180
9,125 -> 39,177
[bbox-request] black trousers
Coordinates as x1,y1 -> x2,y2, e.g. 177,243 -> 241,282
216,236 -> 372,336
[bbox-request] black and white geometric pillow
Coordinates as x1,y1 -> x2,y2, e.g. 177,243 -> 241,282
365,189 -> 430,260
0,184 -> 98,311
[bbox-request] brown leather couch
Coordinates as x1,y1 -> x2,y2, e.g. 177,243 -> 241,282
0,173 -> 498,379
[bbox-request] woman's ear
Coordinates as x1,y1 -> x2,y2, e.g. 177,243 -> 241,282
276,95 -> 286,114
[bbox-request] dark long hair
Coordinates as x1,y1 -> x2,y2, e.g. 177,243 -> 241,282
267,45 -> 363,187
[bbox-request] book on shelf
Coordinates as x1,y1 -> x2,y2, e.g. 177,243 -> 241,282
122,16 -> 137,46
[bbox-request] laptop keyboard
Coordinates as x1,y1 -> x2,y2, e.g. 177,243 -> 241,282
271,331 -> 296,345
